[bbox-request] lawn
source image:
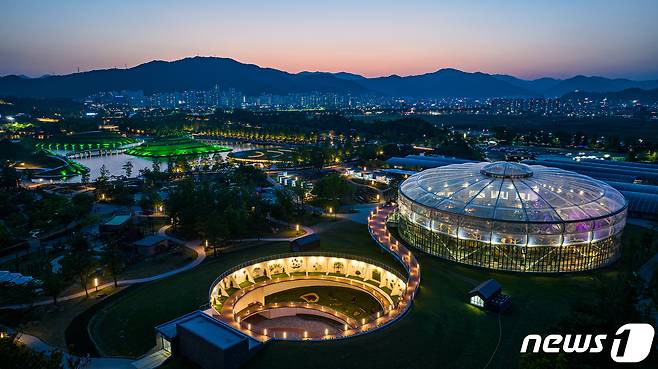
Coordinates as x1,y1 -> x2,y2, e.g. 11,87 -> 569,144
86,221 -> 652,368
0,286 -> 121,350
87,221 -> 400,356
35,131 -> 137,150
125,135 -> 230,158
118,246 -> 198,280
265,286 -> 382,319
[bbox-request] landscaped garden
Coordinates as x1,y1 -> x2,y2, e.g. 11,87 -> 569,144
125,135 -> 230,158
77,221 -> 656,368
20,153 -> 89,178
1,140 -> 89,179
228,147 -> 297,165
265,286 -> 382,319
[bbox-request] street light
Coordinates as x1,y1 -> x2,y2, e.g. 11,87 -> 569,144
296,224 -> 300,235
94,277 -> 99,292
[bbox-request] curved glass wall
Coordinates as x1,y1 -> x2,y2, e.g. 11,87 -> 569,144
397,162 -> 628,272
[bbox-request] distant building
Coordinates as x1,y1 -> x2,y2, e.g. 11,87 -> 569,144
467,279 -> 510,312
99,215 -> 132,234
133,235 -> 169,256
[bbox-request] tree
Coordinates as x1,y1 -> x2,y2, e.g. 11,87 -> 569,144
152,159 -> 161,173
312,173 -> 354,207
60,234 -> 96,298
0,335 -> 64,369
98,164 -> 110,182
0,163 -> 20,190
96,164 -> 110,193
309,146 -> 325,171
41,269 -> 66,305
100,237 -> 123,287
122,161 -> 133,178
271,188 -> 295,222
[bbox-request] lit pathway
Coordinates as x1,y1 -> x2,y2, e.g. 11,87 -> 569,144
0,225 -> 206,310
367,204 -> 421,316
212,204 -> 420,341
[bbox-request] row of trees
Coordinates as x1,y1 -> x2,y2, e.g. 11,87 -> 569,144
0,188 -> 93,248
165,166 -> 270,248
32,233 -> 123,305
0,334 -> 89,369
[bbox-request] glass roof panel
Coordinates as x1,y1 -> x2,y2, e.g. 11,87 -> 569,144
399,161 -> 627,223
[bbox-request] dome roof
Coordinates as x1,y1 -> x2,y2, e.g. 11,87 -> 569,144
399,161 -> 627,223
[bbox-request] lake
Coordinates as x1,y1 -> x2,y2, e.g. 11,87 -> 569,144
52,140 -> 270,182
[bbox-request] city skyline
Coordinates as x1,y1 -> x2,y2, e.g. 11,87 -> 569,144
2,0 -> 658,80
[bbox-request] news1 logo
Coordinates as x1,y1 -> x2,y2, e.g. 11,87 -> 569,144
521,323 -> 655,363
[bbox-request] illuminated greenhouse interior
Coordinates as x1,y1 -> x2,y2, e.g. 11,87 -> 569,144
397,161 -> 628,272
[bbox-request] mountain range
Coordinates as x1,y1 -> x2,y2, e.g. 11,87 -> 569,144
1,56 -> 658,100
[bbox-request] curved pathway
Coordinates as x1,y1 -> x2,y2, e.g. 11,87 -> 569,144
1,225 -> 205,310
367,205 -> 420,316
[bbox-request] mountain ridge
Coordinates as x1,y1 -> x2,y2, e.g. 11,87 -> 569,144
2,56 -> 658,99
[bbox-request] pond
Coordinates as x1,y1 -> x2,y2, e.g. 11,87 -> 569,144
50,140 -> 271,182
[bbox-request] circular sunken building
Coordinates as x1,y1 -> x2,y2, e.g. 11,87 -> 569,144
397,161 -> 627,272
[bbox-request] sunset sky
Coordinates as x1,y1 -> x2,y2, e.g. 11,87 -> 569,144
2,0 -> 658,80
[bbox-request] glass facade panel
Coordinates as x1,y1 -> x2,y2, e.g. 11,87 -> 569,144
397,161 -> 628,273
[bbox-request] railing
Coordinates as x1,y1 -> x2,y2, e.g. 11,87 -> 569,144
207,251 -> 407,302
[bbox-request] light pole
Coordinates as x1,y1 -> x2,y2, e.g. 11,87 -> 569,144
94,277 -> 99,293
296,224 -> 300,235
329,207 -> 334,221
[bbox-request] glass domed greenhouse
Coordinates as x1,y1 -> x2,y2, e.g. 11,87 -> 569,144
397,161 -> 628,272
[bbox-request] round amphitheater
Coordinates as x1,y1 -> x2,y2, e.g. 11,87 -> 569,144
208,252 -> 416,341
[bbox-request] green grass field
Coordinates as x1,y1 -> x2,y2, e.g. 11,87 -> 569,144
125,135 -> 230,158
87,221 -> 651,368
87,221 -> 396,356
35,131 -> 137,150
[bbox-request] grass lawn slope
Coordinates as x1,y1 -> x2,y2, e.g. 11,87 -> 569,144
125,135 -> 231,158
87,221 -> 651,369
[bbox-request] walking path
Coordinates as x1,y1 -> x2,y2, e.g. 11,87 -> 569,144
1,225 -> 205,310
367,205 -> 420,306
